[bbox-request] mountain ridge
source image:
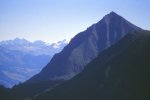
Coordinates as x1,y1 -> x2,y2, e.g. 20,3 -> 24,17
33,30 -> 150,100
26,11 -> 142,84
10,12 -> 143,99
0,38 -> 67,88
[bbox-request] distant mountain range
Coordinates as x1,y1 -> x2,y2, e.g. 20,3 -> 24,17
1,12 -> 149,100
0,38 -> 67,88
10,12 -> 144,100
0,38 -> 67,56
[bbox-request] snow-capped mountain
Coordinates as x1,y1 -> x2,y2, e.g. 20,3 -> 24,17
0,38 -> 67,88
0,38 -> 68,56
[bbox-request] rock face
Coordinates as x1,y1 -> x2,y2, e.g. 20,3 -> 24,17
33,30 -> 150,100
27,12 -> 142,84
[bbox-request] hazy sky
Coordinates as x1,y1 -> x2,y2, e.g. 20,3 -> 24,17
0,0 -> 150,43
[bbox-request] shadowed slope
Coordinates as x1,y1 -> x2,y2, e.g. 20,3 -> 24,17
34,30 -> 150,100
11,12 -> 142,99
27,12 -> 142,84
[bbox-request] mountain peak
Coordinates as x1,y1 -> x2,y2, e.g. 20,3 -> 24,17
14,38 -> 28,42
109,11 -> 118,15
103,11 -> 121,20
25,12 -> 142,84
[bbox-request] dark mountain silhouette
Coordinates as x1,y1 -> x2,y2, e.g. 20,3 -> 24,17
27,12 -> 142,84
10,12 -> 142,99
33,30 -> 150,100
11,80 -> 64,100
0,85 -> 13,100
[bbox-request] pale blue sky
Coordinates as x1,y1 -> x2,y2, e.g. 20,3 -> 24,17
0,0 -> 150,43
